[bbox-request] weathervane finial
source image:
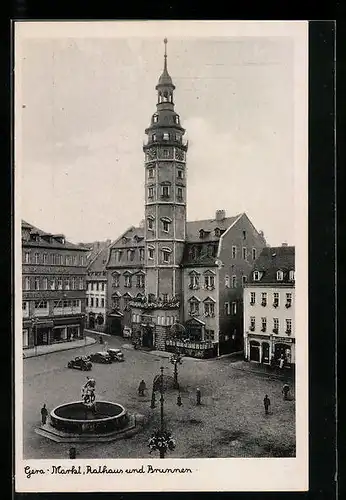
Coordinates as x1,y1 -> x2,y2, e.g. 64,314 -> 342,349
163,38 -> 168,70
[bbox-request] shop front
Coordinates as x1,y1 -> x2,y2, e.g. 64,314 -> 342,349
273,337 -> 295,367
246,334 -> 273,365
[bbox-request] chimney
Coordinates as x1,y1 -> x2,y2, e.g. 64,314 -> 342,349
215,209 -> 226,221
281,242 -> 288,247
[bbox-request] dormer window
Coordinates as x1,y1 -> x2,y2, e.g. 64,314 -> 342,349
289,270 -> 295,281
199,229 -> 205,239
215,228 -> 220,237
153,114 -> 158,123
253,271 -> 261,281
163,133 -> 169,141
276,270 -> 284,281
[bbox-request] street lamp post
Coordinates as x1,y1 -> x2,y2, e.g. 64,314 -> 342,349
170,352 -> 183,389
148,366 -> 177,459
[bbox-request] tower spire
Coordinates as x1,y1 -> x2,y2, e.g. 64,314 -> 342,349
164,38 -> 168,72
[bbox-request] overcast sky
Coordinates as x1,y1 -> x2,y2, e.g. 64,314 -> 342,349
18,32 -> 295,246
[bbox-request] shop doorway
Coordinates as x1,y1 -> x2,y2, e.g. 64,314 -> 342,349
249,340 -> 260,362
262,342 -> 270,364
88,313 -> 95,329
142,326 -> 154,348
274,343 -> 291,366
36,327 -> 50,345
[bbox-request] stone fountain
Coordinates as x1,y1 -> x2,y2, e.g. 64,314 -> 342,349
35,377 -> 144,443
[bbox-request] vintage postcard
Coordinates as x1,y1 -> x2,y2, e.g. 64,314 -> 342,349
14,20 -> 308,492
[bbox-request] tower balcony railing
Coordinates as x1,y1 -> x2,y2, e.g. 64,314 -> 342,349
129,295 -> 180,310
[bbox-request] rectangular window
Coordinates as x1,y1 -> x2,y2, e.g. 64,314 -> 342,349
177,187 -> 183,200
79,278 -> 84,290
64,278 -> 70,290
252,248 -> 257,260
242,275 -> 247,285
136,275 -> 144,288
162,185 -> 170,198
162,220 -> 170,232
231,275 -> 237,288
50,278 -> 55,290
289,270 -> 295,281
162,149 -> 169,158
224,302 -> 231,315
273,318 -> 279,332
95,298 -> 99,308
177,169 -> 183,179
34,300 -> 48,309
43,253 -> 47,265
189,274 -> 199,289
24,252 -> 30,264
261,292 -> 267,306
162,250 -> 170,263
24,277 -> 30,290
242,247 -> 247,260
101,298 -> 105,308
80,255 -> 85,266
250,316 -> 255,330
113,275 -> 120,287
101,282 -> 105,292
57,278 -> 62,290
42,277 -> 48,290
261,317 -> 267,332
204,301 -> 215,317
231,246 -> 237,259
286,318 -> 292,333
90,297 -> 94,307
205,329 -> 215,341
22,301 -> 27,311
276,270 -> 284,281
204,275 -> 215,289
34,277 -> 40,290
139,248 -> 145,261
34,253 -> 39,264
70,277 -> 76,290
124,275 -> 132,288
273,292 -> 279,307
250,291 -> 256,305
286,292 -> 292,308
148,248 -> 154,260
148,168 -> 154,178
189,300 -> 199,315
163,133 -> 169,140
148,218 -> 154,230
225,275 -> 230,288
231,302 -> 237,315
148,187 -> 154,198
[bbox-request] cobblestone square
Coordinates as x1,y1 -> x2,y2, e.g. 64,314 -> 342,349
23,336 -> 295,459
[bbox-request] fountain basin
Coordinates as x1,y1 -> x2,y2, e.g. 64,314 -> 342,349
50,401 -> 128,434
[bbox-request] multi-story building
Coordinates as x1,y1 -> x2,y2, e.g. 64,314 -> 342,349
243,245 -> 295,367
21,220 -> 88,349
85,242 -> 112,330
106,40 -> 266,357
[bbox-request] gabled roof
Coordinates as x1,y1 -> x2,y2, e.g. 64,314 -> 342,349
21,220 -> 87,251
186,215 -> 241,242
248,246 -> 295,284
110,226 -> 145,249
87,242 -> 113,274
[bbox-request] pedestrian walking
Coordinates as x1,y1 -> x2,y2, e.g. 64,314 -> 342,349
282,383 -> 290,400
138,380 -> 146,396
196,388 -> 201,406
69,447 -> 77,459
263,394 -> 271,415
279,355 -> 285,369
40,404 -> 48,425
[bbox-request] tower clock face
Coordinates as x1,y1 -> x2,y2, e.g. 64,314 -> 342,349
175,149 -> 185,161
147,148 -> 157,160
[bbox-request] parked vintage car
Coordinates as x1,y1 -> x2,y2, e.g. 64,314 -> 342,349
89,351 -> 112,364
67,356 -> 92,371
107,348 -> 124,362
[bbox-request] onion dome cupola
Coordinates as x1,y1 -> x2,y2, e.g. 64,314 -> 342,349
144,38 -> 187,149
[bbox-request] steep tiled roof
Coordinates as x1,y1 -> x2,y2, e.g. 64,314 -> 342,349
110,226 -> 145,249
87,243 -> 113,274
186,215 -> 241,243
21,220 -> 87,251
248,246 -> 295,284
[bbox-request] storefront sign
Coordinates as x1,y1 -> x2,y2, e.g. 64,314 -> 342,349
275,337 -> 294,343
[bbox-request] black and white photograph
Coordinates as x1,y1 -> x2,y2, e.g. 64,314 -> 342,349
15,21 -> 308,492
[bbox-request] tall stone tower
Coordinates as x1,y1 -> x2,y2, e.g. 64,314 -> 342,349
143,39 -> 188,300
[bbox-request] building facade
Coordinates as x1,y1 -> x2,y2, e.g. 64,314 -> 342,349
243,245 -> 295,367
106,40 -> 267,357
85,242 -> 112,331
22,221 -> 88,349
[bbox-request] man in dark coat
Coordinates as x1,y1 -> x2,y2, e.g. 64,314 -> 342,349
138,380 -> 146,396
41,404 -> 48,425
282,384 -> 290,400
196,388 -> 201,406
263,395 -> 271,415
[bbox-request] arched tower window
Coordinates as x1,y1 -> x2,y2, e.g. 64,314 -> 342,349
153,114 -> 158,123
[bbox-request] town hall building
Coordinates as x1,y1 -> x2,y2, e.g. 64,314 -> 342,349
106,40 -> 267,357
